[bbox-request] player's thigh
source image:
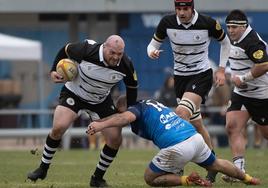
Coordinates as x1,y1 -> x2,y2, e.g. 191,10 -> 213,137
226,93 -> 250,132
226,111 -> 249,132
258,125 -> 268,139
52,105 -> 78,137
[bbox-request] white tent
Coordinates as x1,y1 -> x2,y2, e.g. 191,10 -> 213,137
0,33 -> 44,110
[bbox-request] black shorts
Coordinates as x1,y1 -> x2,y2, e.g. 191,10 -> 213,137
58,86 -> 117,118
174,69 -> 213,103
227,92 -> 268,125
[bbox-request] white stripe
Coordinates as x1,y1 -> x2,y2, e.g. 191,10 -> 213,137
43,150 -> 54,158
100,158 -> 111,166
44,144 -> 58,152
41,157 -> 51,164
101,151 -> 114,161
97,164 -> 107,171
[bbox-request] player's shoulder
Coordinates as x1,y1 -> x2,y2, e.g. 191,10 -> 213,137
239,29 -> 266,50
160,12 -> 177,24
196,12 -> 217,26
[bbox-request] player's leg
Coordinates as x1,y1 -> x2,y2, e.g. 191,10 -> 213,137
226,110 -> 250,172
176,92 -> 213,148
27,105 -> 78,181
89,97 -> 121,187
90,126 -> 122,187
206,158 -> 260,185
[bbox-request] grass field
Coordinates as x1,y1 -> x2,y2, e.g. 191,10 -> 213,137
0,148 -> 267,188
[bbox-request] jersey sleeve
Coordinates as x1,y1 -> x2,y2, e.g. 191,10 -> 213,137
154,16 -> 169,42
65,41 -> 89,62
246,41 -> 268,64
207,17 -> 226,41
128,102 -> 142,119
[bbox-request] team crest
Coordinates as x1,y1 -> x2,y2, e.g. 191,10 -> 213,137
253,50 -> 264,59
111,74 -> 118,80
215,21 -> 221,30
173,32 -> 177,38
194,35 -> 201,41
66,97 -> 75,106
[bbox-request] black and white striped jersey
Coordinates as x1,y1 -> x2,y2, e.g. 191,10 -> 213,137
154,10 -> 225,76
51,40 -> 138,105
229,25 -> 268,99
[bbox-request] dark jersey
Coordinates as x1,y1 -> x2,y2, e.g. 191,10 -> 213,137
229,25 -> 268,99
154,10 -> 226,76
51,39 -> 138,105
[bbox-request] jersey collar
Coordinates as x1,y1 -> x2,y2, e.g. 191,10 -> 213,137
99,44 -> 109,66
176,9 -> 198,28
234,25 -> 252,44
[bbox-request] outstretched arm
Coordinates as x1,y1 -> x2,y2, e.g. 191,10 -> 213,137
147,38 -> 163,59
215,36 -> 231,86
87,111 -> 136,135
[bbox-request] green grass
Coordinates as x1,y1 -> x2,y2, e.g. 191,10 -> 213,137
0,148 -> 267,188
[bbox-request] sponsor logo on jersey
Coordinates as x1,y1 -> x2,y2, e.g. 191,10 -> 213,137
253,50 -> 264,60
216,21 -> 222,30
66,97 -> 75,106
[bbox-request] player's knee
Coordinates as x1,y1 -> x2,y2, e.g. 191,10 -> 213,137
176,98 -> 196,120
105,134 -> 122,148
189,109 -> 202,121
144,173 -> 154,186
50,125 -> 66,139
225,121 -> 237,135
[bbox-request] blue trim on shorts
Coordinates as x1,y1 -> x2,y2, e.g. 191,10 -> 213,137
149,162 -> 166,173
197,152 -> 216,167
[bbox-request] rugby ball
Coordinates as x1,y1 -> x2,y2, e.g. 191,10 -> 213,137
56,59 -> 78,81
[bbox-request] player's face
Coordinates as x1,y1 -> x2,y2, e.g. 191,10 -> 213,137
175,7 -> 193,24
227,25 -> 247,42
103,44 -> 124,67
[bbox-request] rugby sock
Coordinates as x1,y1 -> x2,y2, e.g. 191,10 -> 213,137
233,156 -> 245,172
93,144 -> 118,179
40,135 -> 61,169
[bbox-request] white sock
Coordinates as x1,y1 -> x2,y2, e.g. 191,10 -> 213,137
233,156 -> 245,172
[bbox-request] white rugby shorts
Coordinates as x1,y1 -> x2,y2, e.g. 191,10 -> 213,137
151,133 -> 212,174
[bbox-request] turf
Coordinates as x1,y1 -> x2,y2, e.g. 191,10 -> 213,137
0,148 -> 267,188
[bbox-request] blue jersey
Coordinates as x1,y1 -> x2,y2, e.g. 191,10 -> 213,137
128,99 -> 197,149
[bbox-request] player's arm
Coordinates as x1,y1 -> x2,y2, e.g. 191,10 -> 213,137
233,44 -> 268,87
50,41 -> 91,82
209,18 -> 231,86
147,37 -> 163,59
122,55 -> 138,106
147,16 -> 167,59
87,111 -> 136,135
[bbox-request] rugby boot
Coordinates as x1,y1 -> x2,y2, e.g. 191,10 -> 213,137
27,166 -> 48,181
187,172 -> 212,187
90,175 -> 109,187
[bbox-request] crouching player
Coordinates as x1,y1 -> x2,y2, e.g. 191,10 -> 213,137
87,96 -> 260,187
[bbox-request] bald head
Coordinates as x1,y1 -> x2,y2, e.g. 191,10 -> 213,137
105,35 -> 125,49
103,35 -> 125,66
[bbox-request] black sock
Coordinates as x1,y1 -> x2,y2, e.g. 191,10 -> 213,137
93,144 -> 118,179
40,134 -> 61,169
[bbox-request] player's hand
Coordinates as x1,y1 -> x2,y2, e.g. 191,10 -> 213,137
86,122 -> 102,135
50,71 -> 66,83
214,67 -> 226,87
232,75 -> 248,89
149,49 -> 163,59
